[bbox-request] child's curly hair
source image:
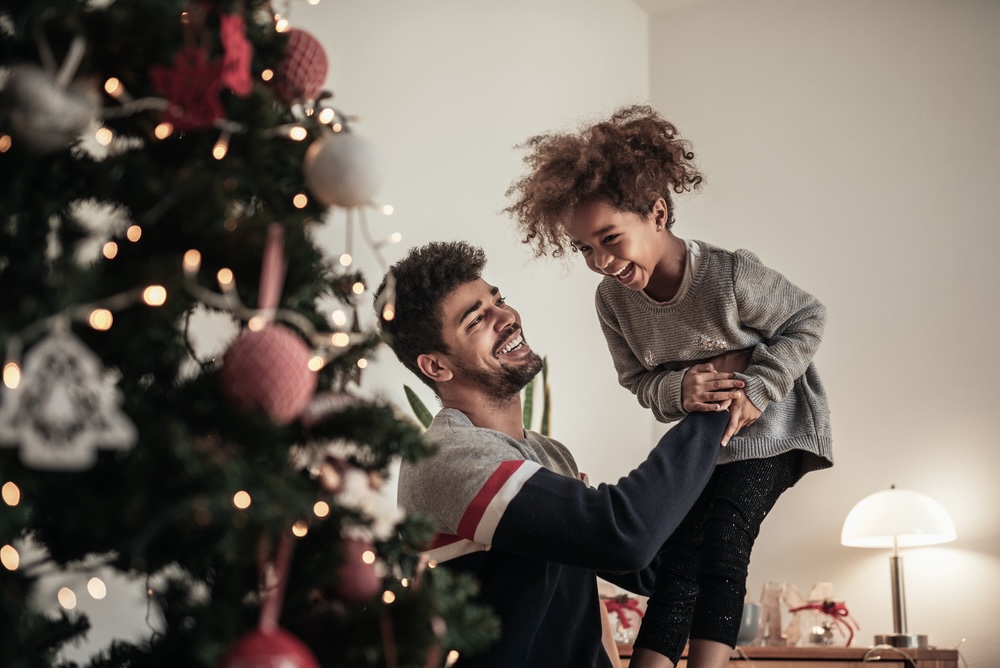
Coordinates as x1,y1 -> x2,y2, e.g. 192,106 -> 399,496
504,104 -> 703,258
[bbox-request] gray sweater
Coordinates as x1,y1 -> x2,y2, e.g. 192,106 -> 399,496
596,240 -> 832,474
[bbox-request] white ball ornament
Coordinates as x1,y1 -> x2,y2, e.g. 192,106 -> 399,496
303,131 -> 381,208
5,66 -> 100,153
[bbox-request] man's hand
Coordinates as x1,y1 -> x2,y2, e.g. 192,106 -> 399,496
721,391 -> 762,447
681,363 -> 745,413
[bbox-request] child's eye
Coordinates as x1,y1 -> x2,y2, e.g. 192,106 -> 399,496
576,245 -> 591,254
602,234 -> 619,244
496,296 -> 506,306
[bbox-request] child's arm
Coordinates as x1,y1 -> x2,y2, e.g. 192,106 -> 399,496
730,249 -> 827,415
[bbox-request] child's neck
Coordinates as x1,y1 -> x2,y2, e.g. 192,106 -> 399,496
644,233 -> 688,303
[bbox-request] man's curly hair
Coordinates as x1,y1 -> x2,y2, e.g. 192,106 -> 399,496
373,241 -> 487,391
504,104 -> 704,258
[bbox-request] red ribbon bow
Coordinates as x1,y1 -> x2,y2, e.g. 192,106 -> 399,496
604,596 -> 644,630
788,600 -> 860,646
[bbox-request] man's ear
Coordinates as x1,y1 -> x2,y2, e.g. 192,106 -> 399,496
417,353 -> 454,384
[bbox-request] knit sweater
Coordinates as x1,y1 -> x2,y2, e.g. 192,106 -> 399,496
397,408 -> 729,667
596,240 -> 833,474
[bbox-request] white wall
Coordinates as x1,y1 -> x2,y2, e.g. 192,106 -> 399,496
648,0 -> 1000,664
294,0 -> 655,482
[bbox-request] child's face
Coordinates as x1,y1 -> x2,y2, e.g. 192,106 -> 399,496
565,198 -> 670,293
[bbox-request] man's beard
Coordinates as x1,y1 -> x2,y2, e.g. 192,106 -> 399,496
455,350 -> 544,404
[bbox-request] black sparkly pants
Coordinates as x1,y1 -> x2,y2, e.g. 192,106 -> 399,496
633,450 -> 803,665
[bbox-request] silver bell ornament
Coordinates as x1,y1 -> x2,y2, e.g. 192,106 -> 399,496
303,130 -> 381,208
4,65 -> 101,153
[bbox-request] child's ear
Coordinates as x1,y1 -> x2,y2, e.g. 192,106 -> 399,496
652,197 -> 669,230
417,353 -> 454,384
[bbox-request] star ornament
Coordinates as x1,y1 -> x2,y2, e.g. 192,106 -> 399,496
150,46 -> 225,131
0,330 -> 136,471
220,13 -> 253,97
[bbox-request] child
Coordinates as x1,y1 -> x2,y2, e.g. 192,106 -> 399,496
504,105 -> 832,668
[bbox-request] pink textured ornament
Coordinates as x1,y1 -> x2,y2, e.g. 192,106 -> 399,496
219,324 -> 317,424
218,628 -> 319,668
272,29 -> 328,104
335,537 -> 380,603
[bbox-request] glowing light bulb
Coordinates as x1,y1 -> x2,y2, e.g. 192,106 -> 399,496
104,77 -> 123,97
87,577 -> 107,599
3,362 -> 20,389
142,285 -> 167,306
318,108 -> 335,124
382,590 -> 396,604
95,127 -> 114,146
89,309 -> 113,331
233,491 -> 251,509
1,545 -> 19,571
261,68 -> 274,82
2,482 -> 20,506
289,126 -> 307,141
381,304 -> 396,321
331,333 -> 350,347
248,316 -> 265,332
154,122 -> 173,139
339,253 -> 352,267
126,225 -> 142,242
352,282 -> 365,295
401,578 -> 409,588
332,310 -> 347,326
102,241 -> 118,259
313,501 -> 330,517
389,232 -> 402,243
57,587 -> 77,610
307,356 -> 325,371
183,249 -> 202,275
212,138 -> 229,160
446,650 -> 460,666
357,358 -> 368,369
275,17 -> 290,32
361,550 -> 376,565
293,193 -> 308,208
217,268 -> 234,290
0,135 -> 11,152
292,521 -> 309,537
332,122 -> 343,132
382,204 -> 394,216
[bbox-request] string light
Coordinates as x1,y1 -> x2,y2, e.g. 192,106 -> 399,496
261,68 -> 274,81
339,254 -> 352,267
331,332 -> 350,347
2,482 -> 20,506
313,501 -> 330,517
95,127 -> 114,146
233,491 -> 251,509
248,316 -> 266,332
88,309 -> 113,331
289,126 -> 307,141
154,122 -> 173,139
3,362 -> 20,389
182,249 -> 202,276
275,16 -> 290,32
381,304 -> 395,321
217,268 -> 235,291
57,587 -> 77,610
104,77 -> 123,97
331,310 -> 347,326
332,122 -> 343,132
389,232 -> 402,243
307,355 -> 325,371
142,285 -> 167,307
212,131 -> 230,160
102,241 -> 118,259
307,0 -> 320,5
0,135 -> 12,152
428,560 -> 437,569
361,550 -> 376,565
351,282 -> 365,295
445,650 -> 460,667
382,590 -> 396,604
400,578 -> 409,588
382,205 -> 394,216
1,545 -> 19,571
87,577 -> 107,599
318,108 -> 335,124
293,193 -> 308,208
126,225 -> 142,242
291,521 -> 309,537
357,358 -> 367,369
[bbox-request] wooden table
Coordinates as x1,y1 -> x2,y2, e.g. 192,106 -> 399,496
617,644 -> 960,668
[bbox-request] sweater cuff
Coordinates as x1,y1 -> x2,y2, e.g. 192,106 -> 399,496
667,368 -> 688,416
734,373 -> 770,413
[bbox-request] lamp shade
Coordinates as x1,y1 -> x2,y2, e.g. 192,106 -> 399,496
841,487 -> 956,549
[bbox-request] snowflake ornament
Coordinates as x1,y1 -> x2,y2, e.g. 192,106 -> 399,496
0,330 -> 136,470
150,46 -> 225,131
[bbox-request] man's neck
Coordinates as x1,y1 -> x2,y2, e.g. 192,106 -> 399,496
441,391 -> 525,440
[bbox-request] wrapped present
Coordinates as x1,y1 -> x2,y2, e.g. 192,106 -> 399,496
603,594 -> 645,645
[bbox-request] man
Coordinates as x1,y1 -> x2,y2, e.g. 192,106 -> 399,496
374,241 -> 744,667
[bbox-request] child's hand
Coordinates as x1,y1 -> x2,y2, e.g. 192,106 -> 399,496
721,392 -> 762,447
681,363 -> 745,413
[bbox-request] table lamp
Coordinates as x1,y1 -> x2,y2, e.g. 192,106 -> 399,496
840,485 -> 956,648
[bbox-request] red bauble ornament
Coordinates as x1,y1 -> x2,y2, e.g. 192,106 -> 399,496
272,29 -> 328,104
335,537 -> 380,603
219,324 -> 317,424
218,628 -> 319,668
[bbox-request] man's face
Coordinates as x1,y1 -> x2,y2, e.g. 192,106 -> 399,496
436,278 -> 542,401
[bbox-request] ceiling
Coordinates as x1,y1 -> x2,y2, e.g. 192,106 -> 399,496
630,0 -> 706,15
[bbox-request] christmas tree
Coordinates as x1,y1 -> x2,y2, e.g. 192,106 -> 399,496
0,1 -> 497,666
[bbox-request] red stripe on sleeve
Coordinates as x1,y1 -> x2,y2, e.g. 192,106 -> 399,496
456,460 -> 524,540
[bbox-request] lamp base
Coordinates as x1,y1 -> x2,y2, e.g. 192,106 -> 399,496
874,633 -> 929,648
